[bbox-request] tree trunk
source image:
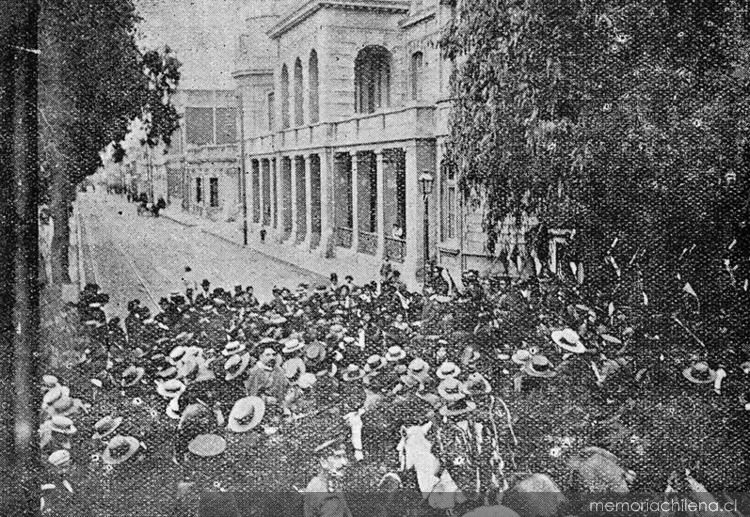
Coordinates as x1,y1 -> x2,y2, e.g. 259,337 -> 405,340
50,167 -> 72,285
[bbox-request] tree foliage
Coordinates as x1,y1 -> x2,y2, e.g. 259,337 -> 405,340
440,0 -> 750,311
38,0 -> 181,283
39,0 -> 181,194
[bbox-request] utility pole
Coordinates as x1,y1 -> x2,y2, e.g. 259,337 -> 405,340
237,92 -> 248,246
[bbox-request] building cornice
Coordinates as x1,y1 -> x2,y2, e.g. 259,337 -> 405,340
398,8 -> 435,29
268,0 -> 411,39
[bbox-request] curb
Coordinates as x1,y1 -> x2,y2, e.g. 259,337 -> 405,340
161,213 -> 197,228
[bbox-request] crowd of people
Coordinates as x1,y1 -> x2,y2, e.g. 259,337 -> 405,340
39,260 -> 750,516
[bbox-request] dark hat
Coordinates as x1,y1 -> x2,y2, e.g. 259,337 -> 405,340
201,279 -> 210,286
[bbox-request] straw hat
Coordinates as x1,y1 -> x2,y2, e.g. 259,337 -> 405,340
437,377 -> 467,402
49,395 -> 82,417
155,365 -> 178,379
102,435 -> 140,465
156,379 -> 186,399
436,361 -> 461,379
363,355 -> 387,374
407,358 -> 431,381
188,434 -> 227,457
166,396 -> 181,420
282,357 -> 307,382
304,342 -> 327,364
523,355 -> 557,378
168,346 -> 187,364
297,372 -> 317,389
227,396 -> 265,432
222,341 -> 246,357
42,385 -> 70,408
462,372 -> 492,396
682,361 -> 717,384
121,366 -> 145,387
342,364 -> 367,382
42,375 -> 59,389
385,346 -> 407,362
49,415 -> 77,435
48,449 -> 71,467
551,329 -> 587,354
281,338 -> 305,355
92,415 -> 123,440
224,353 -> 251,381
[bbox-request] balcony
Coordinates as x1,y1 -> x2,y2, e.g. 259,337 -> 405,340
186,143 -> 239,164
245,104 -> 436,156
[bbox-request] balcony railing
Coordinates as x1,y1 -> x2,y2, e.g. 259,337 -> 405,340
385,236 -> 406,263
246,104 -> 436,155
335,227 -> 352,248
358,231 -> 377,255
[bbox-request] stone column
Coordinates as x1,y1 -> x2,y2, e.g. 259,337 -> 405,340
319,150 -> 335,258
290,156 -> 298,243
258,158 -> 266,228
374,149 -> 385,260
304,154 -> 313,250
270,158 -> 277,231
246,156 -> 255,229
403,141 -> 422,289
275,153 -> 284,242
350,151 -> 359,254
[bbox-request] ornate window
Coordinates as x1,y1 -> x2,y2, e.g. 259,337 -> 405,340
309,50 -> 319,124
267,92 -> 274,131
410,51 -> 423,101
441,161 -> 457,241
280,64 -> 290,129
294,58 -> 304,126
209,177 -> 219,208
354,46 -> 391,114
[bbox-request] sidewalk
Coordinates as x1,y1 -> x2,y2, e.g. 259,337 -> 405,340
160,205 -> 383,285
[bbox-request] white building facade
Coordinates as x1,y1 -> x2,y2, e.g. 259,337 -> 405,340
235,0 -> 470,287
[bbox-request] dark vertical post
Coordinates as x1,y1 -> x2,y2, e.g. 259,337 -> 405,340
237,93 -> 248,246
1,1 -> 41,513
423,193 -> 429,293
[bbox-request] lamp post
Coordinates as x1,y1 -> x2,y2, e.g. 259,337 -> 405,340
419,171 -> 434,291
237,92 -> 248,246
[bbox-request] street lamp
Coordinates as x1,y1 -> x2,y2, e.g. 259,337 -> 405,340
419,171 -> 434,291
237,93 -> 248,246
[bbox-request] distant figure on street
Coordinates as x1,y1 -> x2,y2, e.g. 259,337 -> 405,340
181,266 -> 197,293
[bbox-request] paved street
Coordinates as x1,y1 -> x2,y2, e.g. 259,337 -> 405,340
77,192 -> 324,318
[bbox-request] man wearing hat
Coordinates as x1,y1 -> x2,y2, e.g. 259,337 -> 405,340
172,386 -> 224,465
303,441 -> 353,517
125,299 -> 143,347
244,345 -> 289,404
194,279 -> 212,307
